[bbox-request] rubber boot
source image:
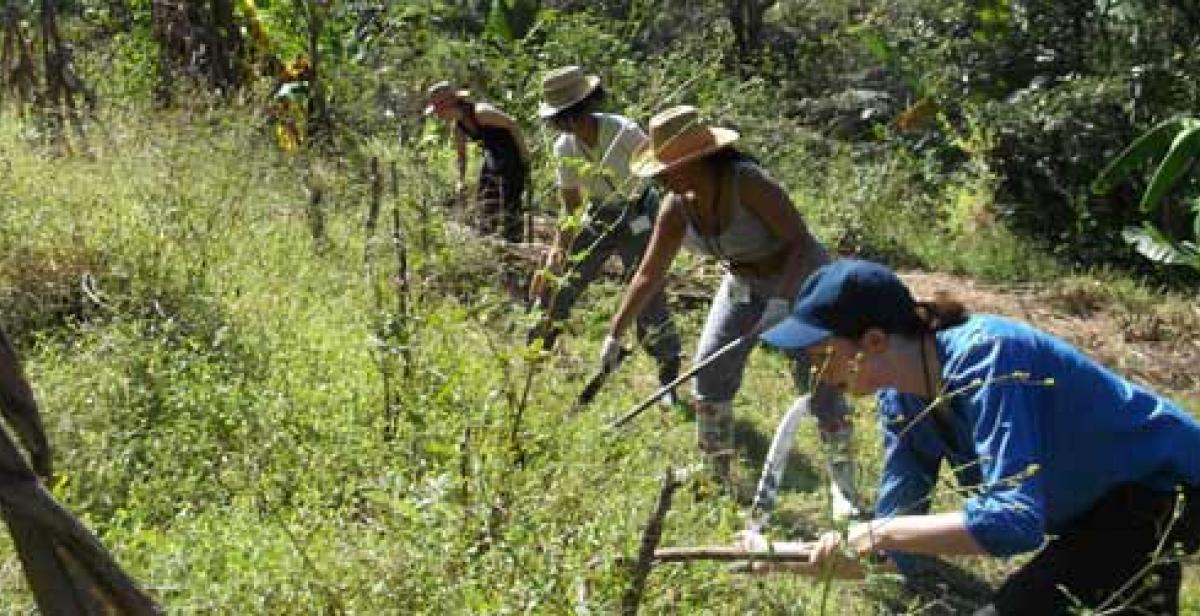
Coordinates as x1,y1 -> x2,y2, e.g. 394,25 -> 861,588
695,400 -> 735,490
821,422 -> 863,521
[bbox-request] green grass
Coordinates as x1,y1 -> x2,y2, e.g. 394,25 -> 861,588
0,101 -> 1197,614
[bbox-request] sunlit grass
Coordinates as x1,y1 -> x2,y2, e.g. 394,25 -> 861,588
0,97 -> 1197,613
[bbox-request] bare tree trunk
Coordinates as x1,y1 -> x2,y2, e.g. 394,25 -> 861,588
297,0 -> 329,145
40,0 -> 92,148
724,0 -> 774,55
208,0 -> 241,91
0,325 -> 161,614
1,4 -> 38,115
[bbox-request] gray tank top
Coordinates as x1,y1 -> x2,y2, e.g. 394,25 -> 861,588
680,161 -> 788,264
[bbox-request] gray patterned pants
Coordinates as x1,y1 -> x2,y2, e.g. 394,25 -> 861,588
693,272 -> 852,457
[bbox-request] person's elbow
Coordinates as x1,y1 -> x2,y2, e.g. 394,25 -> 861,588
965,497 -> 1046,557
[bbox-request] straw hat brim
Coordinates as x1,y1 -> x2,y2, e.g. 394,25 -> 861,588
423,89 -> 471,115
537,75 -> 601,118
630,127 -> 739,177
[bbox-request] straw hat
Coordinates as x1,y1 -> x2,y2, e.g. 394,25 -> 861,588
423,80 -> 470,115
630,105 -> 739,177
538,65 -> 601,118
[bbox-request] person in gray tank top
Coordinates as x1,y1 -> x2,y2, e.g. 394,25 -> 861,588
601,105 -> 862,521
528,66 -> 682,402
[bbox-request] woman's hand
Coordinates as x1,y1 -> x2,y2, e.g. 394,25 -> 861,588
738,523 -> 887,578
599,335 -> 625,371
809,522 -> 889,578
528,248 -> 563,302
803,530 -> 867,579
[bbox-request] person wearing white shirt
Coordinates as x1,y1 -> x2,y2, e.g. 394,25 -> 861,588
529,66 -> 682,405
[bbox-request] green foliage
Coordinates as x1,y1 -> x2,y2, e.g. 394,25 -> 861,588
2,2 -> 1199,613
1095,116 -> 1200,269
485,0 -> 542,41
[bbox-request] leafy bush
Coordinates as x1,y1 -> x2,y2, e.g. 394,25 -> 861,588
970,77 -> 1143,267
1093,116 -> 1200,271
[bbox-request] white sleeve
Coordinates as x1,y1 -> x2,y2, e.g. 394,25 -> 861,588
553,134 -> 582,190
610,116 -> 649,161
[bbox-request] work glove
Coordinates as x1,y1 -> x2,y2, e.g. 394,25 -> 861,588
599,335 -> 625,371
755,297 -> 792,333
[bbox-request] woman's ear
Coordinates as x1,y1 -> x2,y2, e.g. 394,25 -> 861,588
859,328 -> 889,354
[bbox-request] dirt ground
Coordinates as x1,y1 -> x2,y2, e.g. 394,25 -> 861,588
483,215 -> 1198,402
902,271 -> 1200,400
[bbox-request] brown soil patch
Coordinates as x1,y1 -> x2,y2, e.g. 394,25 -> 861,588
901,271 -> 1200,399
460,215 -> 1199,401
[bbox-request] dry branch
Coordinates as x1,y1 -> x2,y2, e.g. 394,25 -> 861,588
654,545 -> 814,563
0,325 -> 161,615
620,468 -> 681,616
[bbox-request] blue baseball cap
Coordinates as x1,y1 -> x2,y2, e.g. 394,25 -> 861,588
762,259 -> 919,349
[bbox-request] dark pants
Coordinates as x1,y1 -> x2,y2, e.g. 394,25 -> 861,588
975,483 -> 1200,616
477,161 -> 526,243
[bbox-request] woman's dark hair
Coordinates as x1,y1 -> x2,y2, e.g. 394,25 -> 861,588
549,86 -> 606,124
910,293 -> 970,334
704,145 -> 760,170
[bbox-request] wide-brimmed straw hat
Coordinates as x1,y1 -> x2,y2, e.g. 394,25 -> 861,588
423,80 -> 470,115
538,65 -> 601,118
630,105 -> 739,177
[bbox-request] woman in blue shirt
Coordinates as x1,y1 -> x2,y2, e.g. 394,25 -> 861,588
748,259 -> 1200,615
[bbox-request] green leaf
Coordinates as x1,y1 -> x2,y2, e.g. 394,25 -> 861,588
1139,125 -> 1200,213
1122,224 -> 1188,265
1193,195 -> 1200,241
274,81 -> 309,101
856,27 -> 893,66
1091,117 -> 1184,194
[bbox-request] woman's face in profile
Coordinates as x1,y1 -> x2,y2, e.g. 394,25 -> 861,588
659,159 -> 703,195
805,333 -> 891,398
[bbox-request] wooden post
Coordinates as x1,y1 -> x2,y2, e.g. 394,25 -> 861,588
392,207 -> 412,379
307,183 -> 325,249
365,157 -> 382,240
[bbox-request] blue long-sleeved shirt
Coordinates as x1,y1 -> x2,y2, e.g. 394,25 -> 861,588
875,314 -> 1200,574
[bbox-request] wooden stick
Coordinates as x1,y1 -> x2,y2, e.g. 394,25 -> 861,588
365,156 -> 382,237
620,468 -> 680,615
654,545 -> 814,563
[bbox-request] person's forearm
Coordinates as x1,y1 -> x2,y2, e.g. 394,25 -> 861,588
870,512 -> 985,557
774,242 -> 813,300
610,272 -> 665,338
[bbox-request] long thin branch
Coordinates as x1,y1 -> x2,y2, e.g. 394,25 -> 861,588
653,545 -> 814,563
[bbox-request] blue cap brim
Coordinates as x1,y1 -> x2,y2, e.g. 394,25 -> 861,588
761,316 -> 831,350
